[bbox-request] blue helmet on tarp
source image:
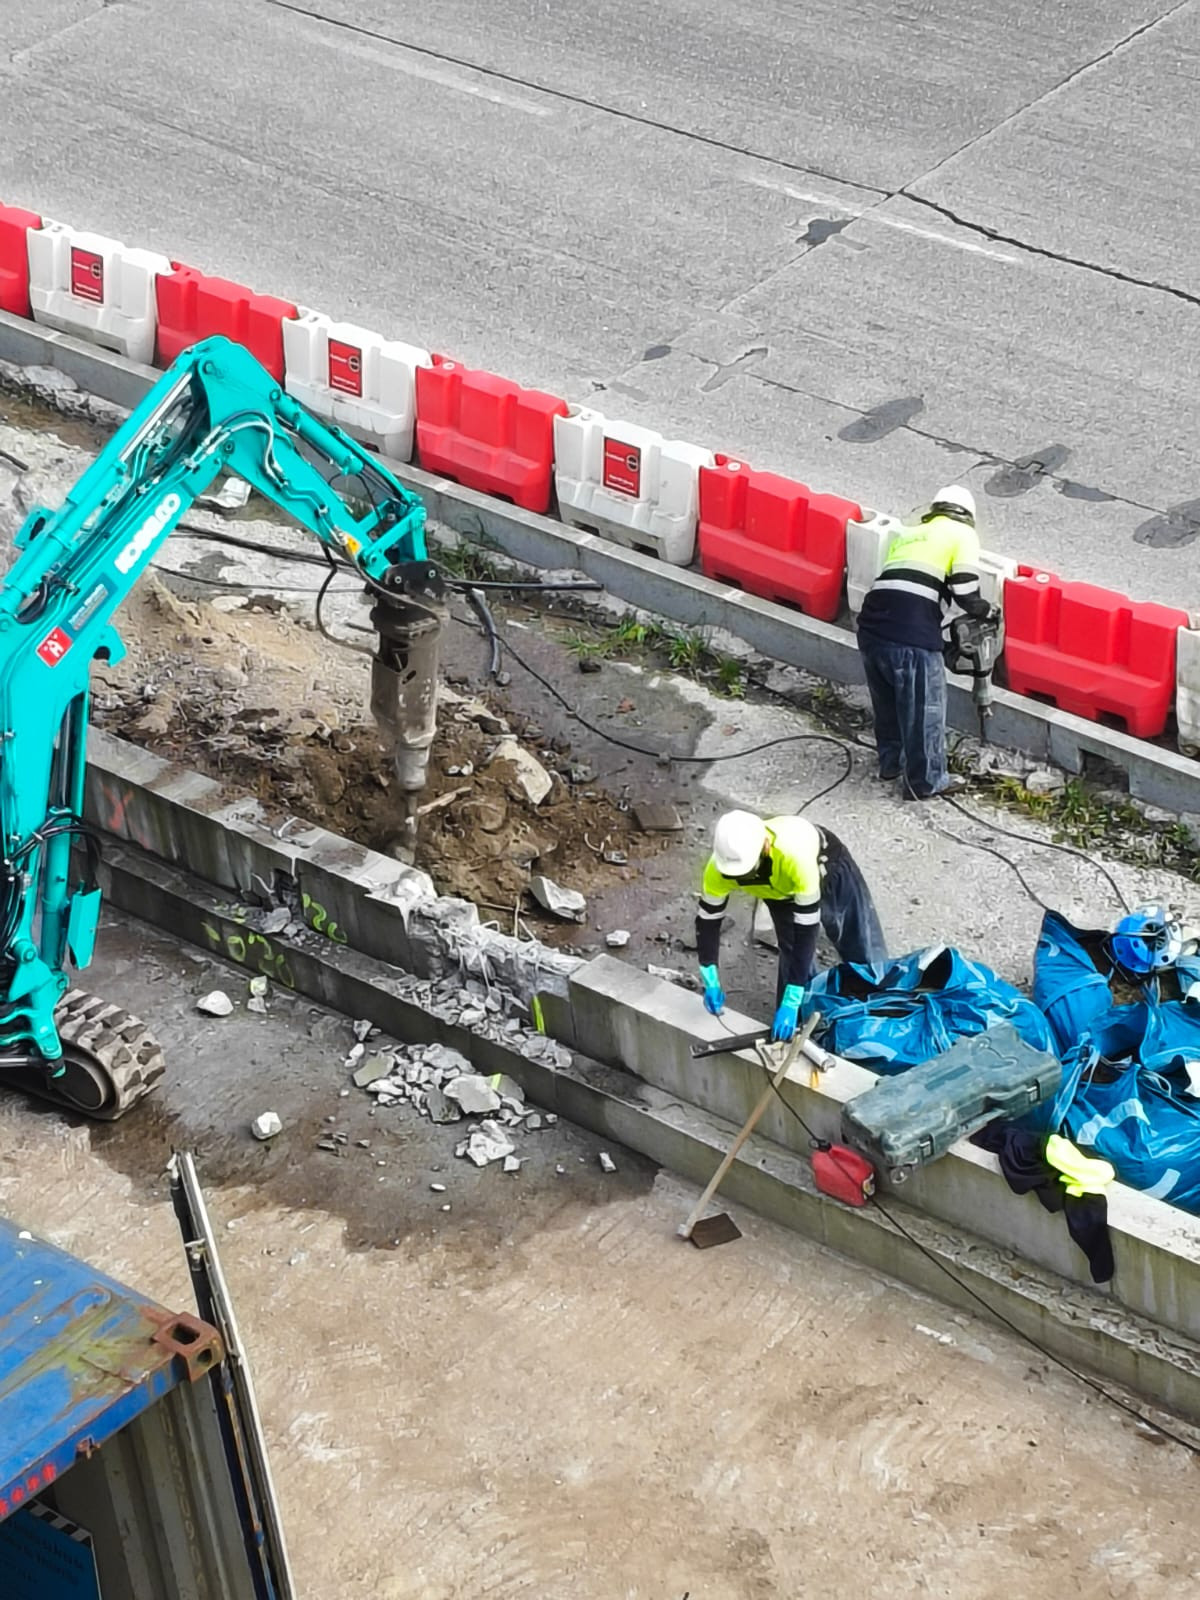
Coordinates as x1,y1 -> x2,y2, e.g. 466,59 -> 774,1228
1110,903 -> 1183,976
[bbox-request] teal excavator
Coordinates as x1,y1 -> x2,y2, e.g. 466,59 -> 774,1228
0,336 -> 446,1120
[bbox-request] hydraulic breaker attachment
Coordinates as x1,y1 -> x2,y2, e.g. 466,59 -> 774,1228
368,561 -> 448,859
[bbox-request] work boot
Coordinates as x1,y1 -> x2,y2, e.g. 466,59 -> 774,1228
904,775 -> 968,801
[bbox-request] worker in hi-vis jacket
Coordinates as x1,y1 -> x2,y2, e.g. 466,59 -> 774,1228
695,810 -> 886,1040
856,483 -> 994,799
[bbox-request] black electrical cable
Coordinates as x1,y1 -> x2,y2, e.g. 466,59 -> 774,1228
891,771 -> 1131,917
496,623 -> 856,796
916,810 -> 1059,914
464,587 -> 501,678
760,1064 -> 1200,1457
939,789 -> 1132,914
175,517 -> 604,594
441,577 -> 604,594
314,550 -> 371,660
177,521 -> 332,567
152,564 -> 330,593
146,542 -> 1137,908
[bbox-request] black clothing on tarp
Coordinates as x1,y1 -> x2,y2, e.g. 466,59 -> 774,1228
971,1123 -> 1114,1284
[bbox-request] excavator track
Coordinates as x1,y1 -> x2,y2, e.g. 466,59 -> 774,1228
0,989 -> 165,1121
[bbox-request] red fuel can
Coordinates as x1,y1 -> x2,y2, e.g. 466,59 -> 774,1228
812,1143 -> 875,1207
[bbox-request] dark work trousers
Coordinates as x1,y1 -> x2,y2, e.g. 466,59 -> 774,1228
765,831 -> 887,1005
858,636 -> 949,798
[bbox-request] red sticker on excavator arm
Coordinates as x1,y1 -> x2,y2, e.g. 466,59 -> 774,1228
36,627 -> 72,667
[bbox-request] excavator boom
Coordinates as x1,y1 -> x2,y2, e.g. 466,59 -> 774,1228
0,336 -> 445,1117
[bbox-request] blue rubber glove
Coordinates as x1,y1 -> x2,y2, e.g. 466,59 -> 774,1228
772,984 -> 804,1042
699,964 -> 726,1016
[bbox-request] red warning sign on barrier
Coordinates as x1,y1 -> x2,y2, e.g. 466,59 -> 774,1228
328,339 -> 364,397
602,438 -> 641,498
69,248 -> 104,303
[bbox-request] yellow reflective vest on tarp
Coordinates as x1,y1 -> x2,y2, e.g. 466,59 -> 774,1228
1045,1133 -> 1115,1197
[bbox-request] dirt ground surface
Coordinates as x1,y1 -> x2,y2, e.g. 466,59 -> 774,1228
0,908 -> 1196,1600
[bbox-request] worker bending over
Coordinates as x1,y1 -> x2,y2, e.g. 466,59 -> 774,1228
856,483 -> 993,799
696,810 -> 886,1041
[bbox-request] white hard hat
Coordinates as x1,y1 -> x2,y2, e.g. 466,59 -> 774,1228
712,810 -> 768,876
931,484 -> 976,521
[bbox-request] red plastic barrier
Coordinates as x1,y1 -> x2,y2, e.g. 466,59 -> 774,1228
0,202 -> 42,318
697,456 -> 859,621
1003,566 -> 1188,738
415,358 -> 567,513
154,264 -> 297,380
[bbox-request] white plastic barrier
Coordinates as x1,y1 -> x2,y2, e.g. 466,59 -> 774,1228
846,509 -> 901,614
282,312 -> 430,461
848,513 -> 1015,634
977,548 -> 1017,611
553,407 -> 713,565
1176,621 -> 1200,758
26,222 -> 169,366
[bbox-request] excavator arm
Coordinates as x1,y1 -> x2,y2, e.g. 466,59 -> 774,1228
0,335 -> 446,1117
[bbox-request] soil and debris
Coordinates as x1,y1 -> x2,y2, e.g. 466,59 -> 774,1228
80,572 -> 667,914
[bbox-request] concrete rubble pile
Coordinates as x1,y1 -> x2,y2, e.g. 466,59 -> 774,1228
347,975 -> 567,1168
221,863 -> 583,1011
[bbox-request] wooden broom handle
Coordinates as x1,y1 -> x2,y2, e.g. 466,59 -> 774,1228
679,1012 -> 821,1238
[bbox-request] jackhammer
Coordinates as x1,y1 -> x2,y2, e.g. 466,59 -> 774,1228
943,607 -> 1002,740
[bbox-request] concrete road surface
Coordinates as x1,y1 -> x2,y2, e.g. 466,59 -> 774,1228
0,908 -> 1196,1598
1,1 -> 1198,603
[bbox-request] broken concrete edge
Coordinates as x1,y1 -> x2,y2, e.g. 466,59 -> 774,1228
546,954 -> 1200,1351
84,724 -> 1200,1355
83,725 -> 580,1005
99,836 -> 1200,1424
3,308 -> 1196,816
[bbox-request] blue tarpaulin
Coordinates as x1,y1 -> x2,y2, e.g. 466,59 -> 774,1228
803,944 -> 1056,1074
1027,910 -> 1200,1214
800,918 -> 1200,1214
1026,1046 -> 1200,1213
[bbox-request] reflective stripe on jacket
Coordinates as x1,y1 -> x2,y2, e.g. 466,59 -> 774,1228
857,514 -> 982,651
696,817 -> 826,987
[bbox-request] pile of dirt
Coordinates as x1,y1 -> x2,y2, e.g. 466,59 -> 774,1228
90,577 -> 663,916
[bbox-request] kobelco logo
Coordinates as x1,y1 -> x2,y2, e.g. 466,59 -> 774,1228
114,492 -> 182,575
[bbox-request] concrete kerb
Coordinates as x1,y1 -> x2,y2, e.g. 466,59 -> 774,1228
95,837 -> 1200,1423
4,309 -> 1200,815
84,726 -> 581,1004
552,954 -> 1200,1351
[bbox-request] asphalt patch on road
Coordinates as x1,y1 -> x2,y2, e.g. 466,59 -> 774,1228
1133,500 -> 1200,549
798,216 -> 850,248
838,395 -> 924,444
984,445 -> 1072,498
